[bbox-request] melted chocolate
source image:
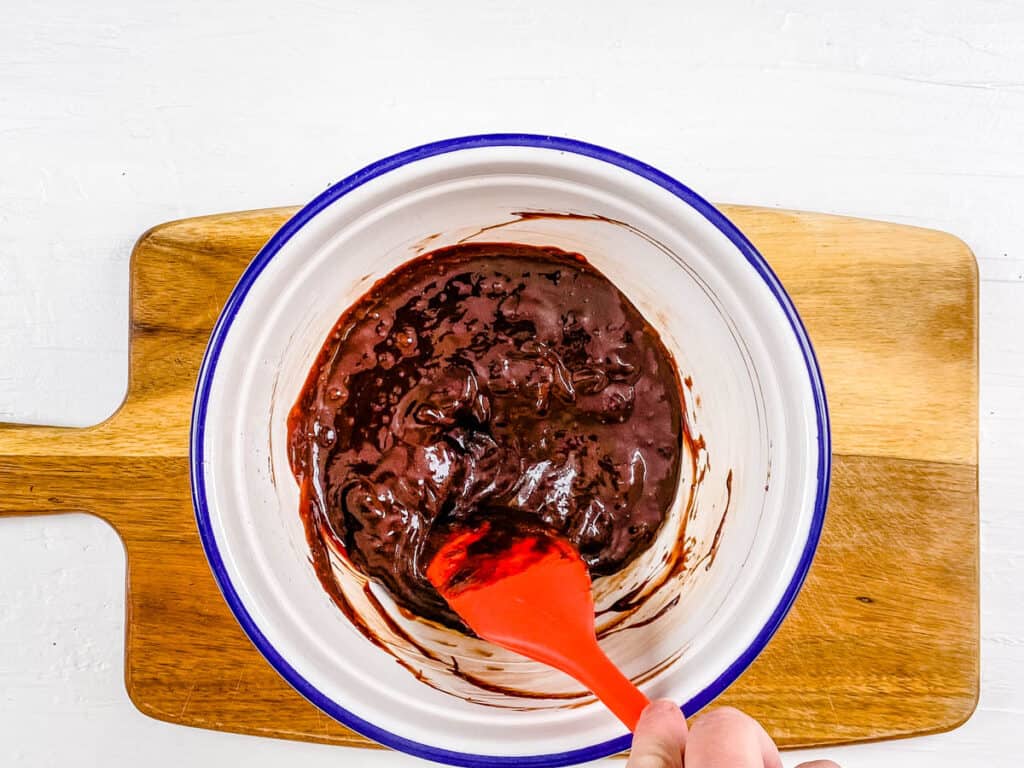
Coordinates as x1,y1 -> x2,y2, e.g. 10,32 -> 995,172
289,242 -> 683,628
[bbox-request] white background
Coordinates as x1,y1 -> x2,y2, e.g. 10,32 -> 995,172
1,1 -> 1021,765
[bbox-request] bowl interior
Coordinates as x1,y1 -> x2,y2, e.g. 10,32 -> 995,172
195,143 -> 825,763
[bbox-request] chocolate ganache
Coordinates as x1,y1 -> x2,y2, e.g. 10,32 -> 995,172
288,242 -> 684,629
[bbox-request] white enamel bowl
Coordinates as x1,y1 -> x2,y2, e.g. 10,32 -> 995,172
191,135 -> 829,766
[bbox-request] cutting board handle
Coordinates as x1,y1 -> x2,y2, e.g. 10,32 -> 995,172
0,419 -> 120,520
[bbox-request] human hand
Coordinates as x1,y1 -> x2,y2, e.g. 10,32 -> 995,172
626,700 -> 840,768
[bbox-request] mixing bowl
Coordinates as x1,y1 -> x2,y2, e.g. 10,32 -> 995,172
191,134 -> 829,766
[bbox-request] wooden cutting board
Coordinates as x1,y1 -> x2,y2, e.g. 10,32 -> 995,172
0,205 -> 978,751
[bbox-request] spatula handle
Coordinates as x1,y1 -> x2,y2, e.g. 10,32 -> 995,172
566,641 -> 651,731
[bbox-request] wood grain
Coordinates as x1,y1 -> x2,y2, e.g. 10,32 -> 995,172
0,205 -> 979,750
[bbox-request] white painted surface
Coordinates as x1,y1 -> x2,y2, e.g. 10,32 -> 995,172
1,0 -> 1020,765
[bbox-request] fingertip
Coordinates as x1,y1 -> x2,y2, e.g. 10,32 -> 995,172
627,700 -> 687,768
687,706 -> 781,768
642,699 -> 685,718
637,699 -> 687,732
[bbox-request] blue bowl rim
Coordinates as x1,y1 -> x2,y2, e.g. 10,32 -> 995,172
190,133 -> 831,767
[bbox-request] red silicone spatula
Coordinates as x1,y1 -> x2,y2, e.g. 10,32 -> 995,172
426,518 -> 651,731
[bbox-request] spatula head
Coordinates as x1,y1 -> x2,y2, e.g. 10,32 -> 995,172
426,518 -> 596,669
427,516 -> 652,731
